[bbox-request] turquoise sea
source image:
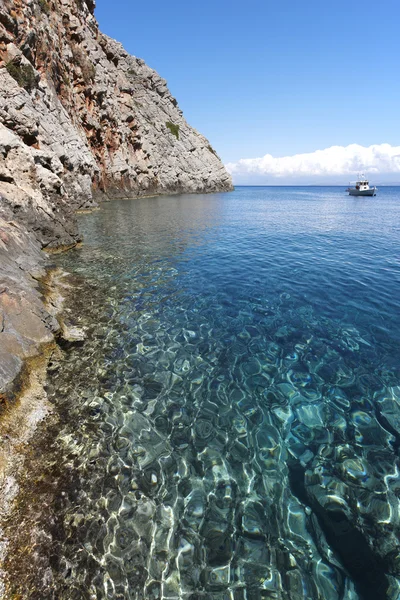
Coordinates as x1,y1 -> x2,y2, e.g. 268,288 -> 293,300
41,187 -> 400,599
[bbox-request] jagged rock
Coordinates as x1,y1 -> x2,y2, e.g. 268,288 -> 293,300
0,347 -> 23,400
0,0 -> 232,247
0,0 -> 232,401
0,123 -> 84,248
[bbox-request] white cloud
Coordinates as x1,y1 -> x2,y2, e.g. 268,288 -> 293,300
225,143 -> 400,184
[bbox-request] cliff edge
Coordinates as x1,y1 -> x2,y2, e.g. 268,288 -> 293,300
0,0 -> 233,400
0,0 -> 232,248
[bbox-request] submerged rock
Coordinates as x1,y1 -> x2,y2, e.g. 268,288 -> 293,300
60,322 -> 86,345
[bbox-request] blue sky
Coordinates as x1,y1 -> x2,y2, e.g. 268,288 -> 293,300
95,0 -> 400,183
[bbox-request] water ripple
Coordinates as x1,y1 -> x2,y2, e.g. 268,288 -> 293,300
36,187 -> 400,599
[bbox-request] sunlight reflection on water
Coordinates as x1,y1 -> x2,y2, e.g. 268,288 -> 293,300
43,186 -> 400,599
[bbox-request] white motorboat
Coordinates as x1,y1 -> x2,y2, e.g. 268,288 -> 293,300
346,175 -> 377,196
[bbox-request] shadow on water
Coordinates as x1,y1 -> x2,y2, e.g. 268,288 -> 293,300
288,462 -> 388,600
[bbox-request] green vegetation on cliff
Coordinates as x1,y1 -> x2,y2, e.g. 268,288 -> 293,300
6,60 -> 37,91
166,121 -> 179,140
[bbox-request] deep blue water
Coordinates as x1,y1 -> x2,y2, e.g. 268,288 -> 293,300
49,186 -> 400,599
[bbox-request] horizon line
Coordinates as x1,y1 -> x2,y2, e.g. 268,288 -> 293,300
232,184 -> 400,187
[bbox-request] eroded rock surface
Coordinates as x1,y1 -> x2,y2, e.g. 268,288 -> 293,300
0,0 -> 232,247
0,0 -> 232,413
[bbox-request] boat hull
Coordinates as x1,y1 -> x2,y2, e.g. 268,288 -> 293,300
348,188 -> 376,196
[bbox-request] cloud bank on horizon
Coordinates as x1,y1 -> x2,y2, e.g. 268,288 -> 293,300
226,143 -> 400,184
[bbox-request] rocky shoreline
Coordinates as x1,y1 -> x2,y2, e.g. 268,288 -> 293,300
0,0 -> 232,417
0,0 -> 232,247
0,0 -> 234,384
0,0 -> 233,592
0,259 -> 89,599
0,247 -> 61,598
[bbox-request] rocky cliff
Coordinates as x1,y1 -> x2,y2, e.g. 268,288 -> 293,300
0,2 -> 232,586
0,0 -> 232,248
0,0 -> 232,400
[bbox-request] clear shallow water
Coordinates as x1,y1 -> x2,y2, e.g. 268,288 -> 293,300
45,187 -> 400,599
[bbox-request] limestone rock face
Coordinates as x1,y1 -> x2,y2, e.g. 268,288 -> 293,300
0,0 -> 233,247
0,122 -> 90,248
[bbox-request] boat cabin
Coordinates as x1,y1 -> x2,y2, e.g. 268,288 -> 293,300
355,179 -> 369,191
